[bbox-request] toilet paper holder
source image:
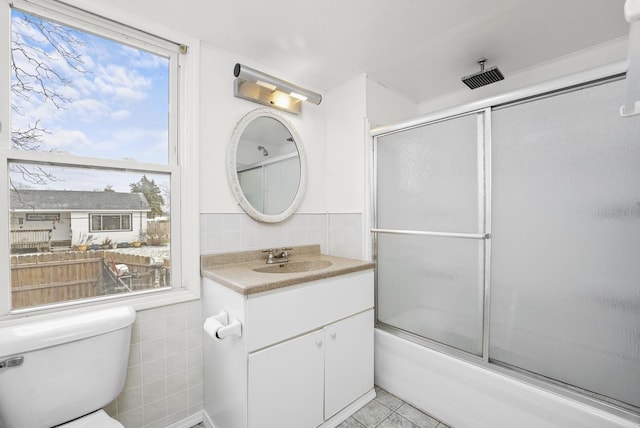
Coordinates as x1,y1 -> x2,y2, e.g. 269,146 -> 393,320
204,310 -> 242,340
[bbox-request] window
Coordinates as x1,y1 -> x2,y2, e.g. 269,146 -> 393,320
1,0 -> 199,314
90,214 -> 132,232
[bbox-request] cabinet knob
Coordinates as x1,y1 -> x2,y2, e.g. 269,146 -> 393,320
330,332 -> 336,338
316,339 -> 322,346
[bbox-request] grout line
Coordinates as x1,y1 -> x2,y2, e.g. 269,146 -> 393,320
367,388 -> 446,428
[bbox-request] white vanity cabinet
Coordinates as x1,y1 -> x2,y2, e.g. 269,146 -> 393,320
248,329 -> 325,428
324,309 -> 374,419
248,309 -> 374,428
202,269 -> 375,428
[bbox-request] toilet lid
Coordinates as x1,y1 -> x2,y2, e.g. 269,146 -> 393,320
57,410 -> 124,428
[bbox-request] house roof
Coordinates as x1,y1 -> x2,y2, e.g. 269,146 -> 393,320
10,189 -> 151,212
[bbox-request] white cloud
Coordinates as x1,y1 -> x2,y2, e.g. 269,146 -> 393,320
111,127 -> 168,163
12,16 -> 44,45
111,109 -> 131,120
57,85 -> 82,101
43,128 -> 92,150
69,98 -> 111,120
12,15 -> 91,85
113,127 -> 167,147
73,74 -> 98,97
12,95 -> 62,127
94,64 -> 151,102
122,45 -> 168,69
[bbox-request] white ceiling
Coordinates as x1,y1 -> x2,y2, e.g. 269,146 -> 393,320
94,0 -> 629,103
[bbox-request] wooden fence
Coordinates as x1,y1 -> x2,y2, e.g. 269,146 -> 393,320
11,250 -> 170,309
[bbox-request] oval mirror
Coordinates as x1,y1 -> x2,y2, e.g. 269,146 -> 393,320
228,108 -> 307,223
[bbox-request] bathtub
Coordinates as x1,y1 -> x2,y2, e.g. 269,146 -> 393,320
374,329 -> 640,428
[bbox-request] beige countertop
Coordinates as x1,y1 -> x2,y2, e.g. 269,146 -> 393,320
200,244 -> 375,295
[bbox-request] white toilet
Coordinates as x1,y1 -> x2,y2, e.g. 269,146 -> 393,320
0,306 -> 136,428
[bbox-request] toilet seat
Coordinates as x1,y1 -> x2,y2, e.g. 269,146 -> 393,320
57,410 -> 124,428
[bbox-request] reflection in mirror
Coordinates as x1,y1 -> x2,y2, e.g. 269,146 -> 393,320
228,109 -> 306,223
236,117 -> 300,215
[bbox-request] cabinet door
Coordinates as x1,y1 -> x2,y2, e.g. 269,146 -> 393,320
324,309 -> 374,418
248,329 -> 324,428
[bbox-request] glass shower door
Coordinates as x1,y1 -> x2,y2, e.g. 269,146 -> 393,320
375,112 -> 487,356
490,78 -> 640,410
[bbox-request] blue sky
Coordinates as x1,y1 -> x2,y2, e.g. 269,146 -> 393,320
11,10 -> 170,193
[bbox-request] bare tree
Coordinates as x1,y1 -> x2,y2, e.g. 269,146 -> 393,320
10,11 -> 87,187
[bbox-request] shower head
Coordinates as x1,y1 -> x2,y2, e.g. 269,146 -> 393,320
257,145 -> 269,156
461,59 -> 504,89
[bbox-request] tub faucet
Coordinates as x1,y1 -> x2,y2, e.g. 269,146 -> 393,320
262,247 -> 292,264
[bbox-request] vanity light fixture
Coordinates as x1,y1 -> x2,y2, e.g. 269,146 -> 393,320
233,63 -> 322,115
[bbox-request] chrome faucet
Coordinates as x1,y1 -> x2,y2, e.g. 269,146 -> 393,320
262,247 -> 293,264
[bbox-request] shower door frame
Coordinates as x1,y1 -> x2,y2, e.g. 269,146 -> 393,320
370,60 -> 639,422
372,108 -> 492,360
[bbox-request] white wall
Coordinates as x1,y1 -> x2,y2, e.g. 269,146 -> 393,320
418,38 -> 628,115
323,74 -> 418,215
366,77 -> 418,128
325,74 -> 367,214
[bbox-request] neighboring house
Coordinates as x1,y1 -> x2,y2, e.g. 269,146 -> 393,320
10,189 -> 151,252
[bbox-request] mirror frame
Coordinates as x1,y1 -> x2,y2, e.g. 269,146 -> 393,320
227,108 -> 307,223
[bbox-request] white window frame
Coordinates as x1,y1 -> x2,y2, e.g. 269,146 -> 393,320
90,214 -> 133,232
0,0 -> 200,318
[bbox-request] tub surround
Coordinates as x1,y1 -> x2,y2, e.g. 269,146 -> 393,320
200,244 -> 374,294
375,329 -> 640,428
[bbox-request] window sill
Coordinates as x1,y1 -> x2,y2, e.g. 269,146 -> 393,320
0,287 -> 200,326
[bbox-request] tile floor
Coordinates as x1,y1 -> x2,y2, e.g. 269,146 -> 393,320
337,386 -> 448,428
191,386 -> 449,428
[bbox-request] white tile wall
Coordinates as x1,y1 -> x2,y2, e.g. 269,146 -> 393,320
328,213 -> 364,259
200,213 -> 329,255
105,301 -> 203,428
200,212 -> 365,259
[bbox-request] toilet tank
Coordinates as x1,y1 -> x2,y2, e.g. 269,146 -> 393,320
0,306 -> 136,428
